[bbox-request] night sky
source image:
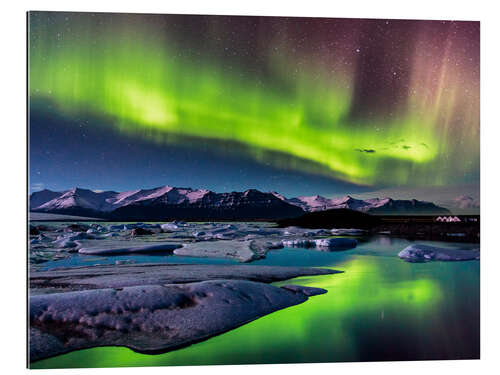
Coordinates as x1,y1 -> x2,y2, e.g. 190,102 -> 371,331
28,12 -> 480,200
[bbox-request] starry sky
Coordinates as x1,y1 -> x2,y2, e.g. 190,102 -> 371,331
28,12 -> 480,201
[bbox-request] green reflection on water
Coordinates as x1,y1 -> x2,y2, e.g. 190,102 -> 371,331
32,251 -> 479,369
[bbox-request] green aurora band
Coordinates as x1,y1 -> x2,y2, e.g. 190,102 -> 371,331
29,14 -> 479,187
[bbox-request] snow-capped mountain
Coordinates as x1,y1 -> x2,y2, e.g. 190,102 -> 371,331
287,195 -> 336,211
273,193 -> 450,215
34,188 -> 117,212
30,186 -> 304,220
30,186 -> 211,213
29,189 -> 64,209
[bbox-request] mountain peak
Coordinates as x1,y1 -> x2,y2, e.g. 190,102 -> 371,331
67,187 -> 95,195
271,191 -> 287,200
243,188 -> 262,195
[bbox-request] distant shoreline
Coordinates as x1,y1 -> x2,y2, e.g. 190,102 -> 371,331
29,212 -> 105,222
29,212 -> 480,244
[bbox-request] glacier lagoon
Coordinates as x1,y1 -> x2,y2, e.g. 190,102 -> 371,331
30,222 -> 479,368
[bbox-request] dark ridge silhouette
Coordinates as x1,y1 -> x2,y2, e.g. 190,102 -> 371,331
367,199 -> 450,215
276,208 -> 381,229
109,190 -> 305,221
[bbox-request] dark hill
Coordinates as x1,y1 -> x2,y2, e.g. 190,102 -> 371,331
367,199 -> 450,215
276,208 -> 381,229
109,190 -> 305,221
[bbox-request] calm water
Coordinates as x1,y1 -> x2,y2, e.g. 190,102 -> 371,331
31,236 -> 480,368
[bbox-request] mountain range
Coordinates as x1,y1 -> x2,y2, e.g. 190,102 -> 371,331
271,193 -> 451,215
29,186 -> 450,221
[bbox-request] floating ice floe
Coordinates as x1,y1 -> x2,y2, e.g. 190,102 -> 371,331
174,240 -> 259,262
398,244 -> 479,262
63,223 -> 91,233
107,224 -> 127,232
313,238 -> 358,249
303,230 -> 332,237
65,232 -> 96,241
282,238 -> 357,250
282,239 -> 315,248
160,223 -> 179,231
29,280 -> 327,362
330,228 -> 366,236
52,238 -> 80,250
283,227 -> 306,236
30,263 -> 341,291
115,259 -> 137,265
30,234 -> 53,245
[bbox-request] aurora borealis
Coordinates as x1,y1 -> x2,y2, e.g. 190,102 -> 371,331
28,12 -> 480,197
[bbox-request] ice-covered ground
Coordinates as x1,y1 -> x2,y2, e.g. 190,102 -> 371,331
29,221 -> 363,267
28,220 -> 479,363
30,280 -> 328,362
29,221 -> 347,362
30,221 -> 480,268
